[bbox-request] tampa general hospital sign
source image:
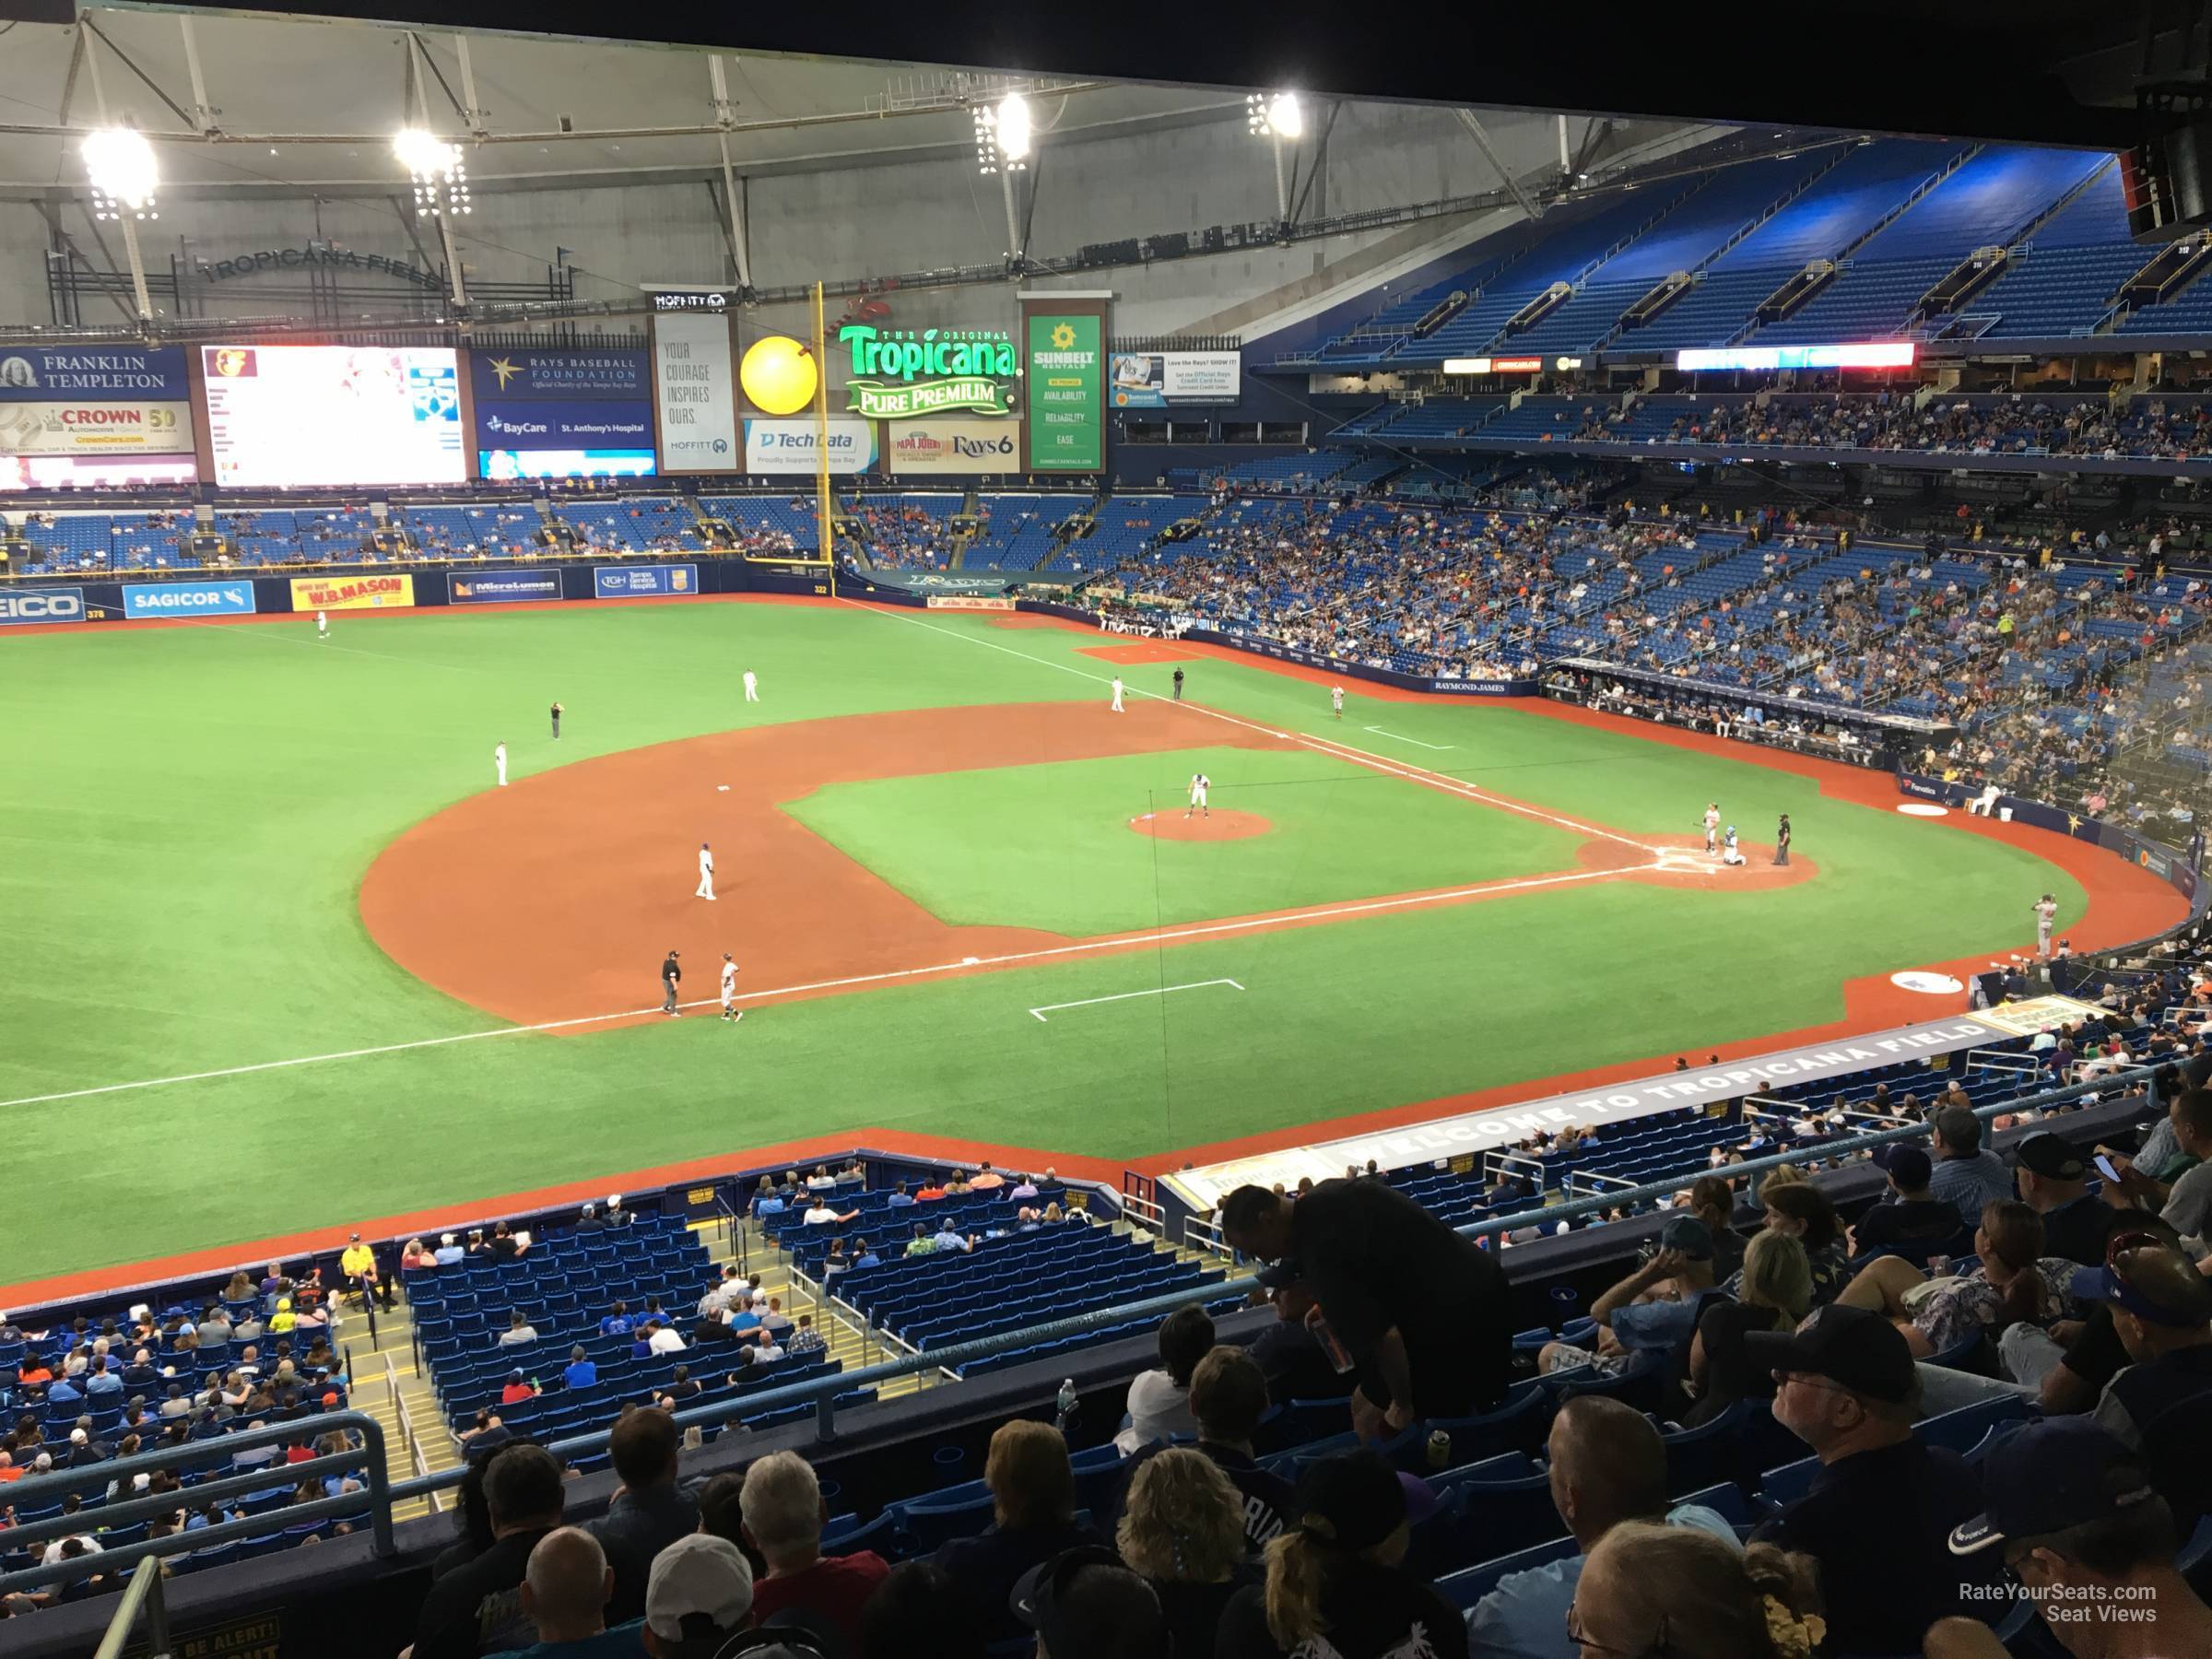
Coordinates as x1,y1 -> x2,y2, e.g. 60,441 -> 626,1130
840,324 -> 1018,419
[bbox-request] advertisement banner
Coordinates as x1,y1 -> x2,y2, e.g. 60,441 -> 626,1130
479,449 -> 656,481
884,416 -> 1018,475
449,570 -> 562,606
0,401 -> 193,456
123,580 -> 256,619
288,573 -> 417,612
925,594 -> 1017,611
0,347 -> 190,401
204,346 -> 464,488
653,312 -> 738,473
3,454 -> 198,491
840,324 -> 1018,420
744,417 -> 875,475
0,586 -> 86,626
1108,350 -> 1242,408
475,401 -> 654,447
1027,313 -> 1104,472
470,348 -> 647,401
594,563 -> 699,598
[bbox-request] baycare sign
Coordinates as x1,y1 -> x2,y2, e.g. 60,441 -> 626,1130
841,324 -> 1017,419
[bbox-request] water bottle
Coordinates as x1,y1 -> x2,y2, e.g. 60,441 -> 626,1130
1054,1378 -> 1077,1432
1426,1430 -> 1453,1470
1304,1307 -> 1357,1375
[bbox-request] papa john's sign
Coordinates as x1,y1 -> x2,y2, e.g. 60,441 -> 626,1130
841,325 -> 1017,420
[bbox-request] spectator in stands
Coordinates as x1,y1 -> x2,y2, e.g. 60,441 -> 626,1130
501,1371 -> 539,1406
341,1232 -> 394,1312
647,1321 -> 686,1358
491,1222 -> 525,1263
1213,1448 -> 1465,1659
855,1561 -> 982,1659
1744,1184 -> 1850,1306
604,1196 -> 633,1228
1568,1525 -> 1823,1659
2086,1229 -> 2212,1528
1929,1418 -> 2212,1659
1220,1178 -> 1512,1436
1837,1198 -> 2078,1359
562,1347 -> 596,1391
1743,1304 -> 2004,1653
1105,1449 -> 1260,1655
1930,1107 -> 2013,1226
1686,1175 -> 1747,1281
739,1449 -> 890,1645
640,1533 -> 753,1659
970,1161 -> 1005,1193
886,1182 -> 915,1210
489,1526 -> 636,1658
934,1419 -> 1100,1643
435,1233 -> 466,1267
592,1407 -> 700,1624
787,1315 -> 827,1358
820,1241 -> 849,1295
1118,1344 -> 1299,1558
601,1302 -> 636,1339
904,1226 -> 935,1259
752,1179 -> 787,1219
803,1194 -> 858,1228
413,1443 -> 569,1659
1008,1173 -> 1040,1201
499,1312 -> 539,1348
915,1176 -> 948,1203
1468,1396 -> 1739,1657
1849,1146 -> 1962,1260
1538,1215 -> 1722,1379
1681,1239 -> 1805,1433
1246,1263 -> 1353,1406
1114,1304 -> 1216,1454
403,1238 -> 436,1272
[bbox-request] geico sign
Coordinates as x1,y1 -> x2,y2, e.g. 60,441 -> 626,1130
0,591 -> 84,622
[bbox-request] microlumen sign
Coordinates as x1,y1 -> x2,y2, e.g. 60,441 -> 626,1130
840,325 -> 1018,419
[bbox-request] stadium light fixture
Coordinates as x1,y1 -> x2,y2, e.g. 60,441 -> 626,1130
972,92 -> 1030,176
1246,92 -> 1301,139
394,127 -> 470,216
83,127 -> 159,221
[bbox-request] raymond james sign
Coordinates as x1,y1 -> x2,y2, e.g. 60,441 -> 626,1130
195,246 -> 442,289
841,325 -> 1018,419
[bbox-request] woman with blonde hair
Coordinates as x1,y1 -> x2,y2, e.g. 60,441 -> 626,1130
934,1418 -> 1100,1644
1214,1449 -> 1466,1658
1571,1522 -> 1825,1658
1683,1230 -> 1812,1426
1117,1447 -> 1260,1659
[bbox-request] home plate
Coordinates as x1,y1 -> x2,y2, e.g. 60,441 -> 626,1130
717,785 -> 730,793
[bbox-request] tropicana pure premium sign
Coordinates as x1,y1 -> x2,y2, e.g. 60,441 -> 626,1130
840,324 -> 1018,419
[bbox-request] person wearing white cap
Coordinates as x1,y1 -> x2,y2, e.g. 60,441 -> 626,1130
643,1532 -> 754,1659
433,1232 -> 465,1266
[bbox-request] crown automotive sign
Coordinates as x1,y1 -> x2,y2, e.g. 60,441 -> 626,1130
840,325 -> 1017,419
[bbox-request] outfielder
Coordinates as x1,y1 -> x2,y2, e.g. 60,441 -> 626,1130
743,670 -> 759,704
720,952 -> 743,1023
1702,802 -> 1721,855
1111,676 -> 1125,713
316,609 -> 329,643
550,700 -> 563,740
2033,892 -> 2057,957
1331,685 -> 1345,720
697,841 -> 717,901
494,742 -> 508,788
1187,772 -> 1210,818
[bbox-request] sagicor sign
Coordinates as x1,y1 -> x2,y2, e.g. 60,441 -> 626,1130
123,581 -> 256,618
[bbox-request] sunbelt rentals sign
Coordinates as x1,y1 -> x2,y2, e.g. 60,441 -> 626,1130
841,325 -> 1017,420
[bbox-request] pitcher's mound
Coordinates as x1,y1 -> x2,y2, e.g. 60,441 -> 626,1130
1128,809 -> 1272,841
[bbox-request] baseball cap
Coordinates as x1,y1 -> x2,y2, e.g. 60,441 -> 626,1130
646,1533 -> 754,1647
1658,1215 -> 1714,1260
1293,1449 -> 1411,1551
2071,1230 -> 2212,1326
1012,1545 -> 1167,1656
1873,1144 -> 1933,1188
1949,1419 -> 2158,1554
1740,1304 -> 1917,1404
2013,1132 -> 2087,1181
1253,1257 -> 1305,1292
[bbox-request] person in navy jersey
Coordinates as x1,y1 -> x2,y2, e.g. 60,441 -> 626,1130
2086,1230 -> 2212,1531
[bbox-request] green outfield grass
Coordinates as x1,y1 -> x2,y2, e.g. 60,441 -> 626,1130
0,601 -> 2088,1282
783,743 -> 1583,935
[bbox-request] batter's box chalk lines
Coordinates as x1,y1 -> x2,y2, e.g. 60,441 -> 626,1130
1030,979 -> 1245,1022
1362,724 -> 1456,751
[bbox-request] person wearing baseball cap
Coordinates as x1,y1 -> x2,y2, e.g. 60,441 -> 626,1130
2077,1230 -> 2212,1531
1742,1305 -> 2006,1653
1850,1144 -> 1962,1260
1009,1545 -> 1168,1659
1928,1418 -> 2212,1658
1537,1214 -> 1723,1380
1212,1449 -> 1463,1658
643,1532 -> 754,1659
2012,1132 -> 2120,1267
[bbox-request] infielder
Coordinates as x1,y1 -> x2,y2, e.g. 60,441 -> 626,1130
1331,685 -> 1345,720
550,700 -> 563,740
1703,802 -> 1721,855
743,670 -> 759,704
316,609 -> 329,643
2034,892 -> 2057,957
661,948 -> 682,1016
1111,677 -> 1125,713
697,841 -> 717,901
494,742 -> 508,787
720,952 -> 743,1023
1187,772 -> 1210,819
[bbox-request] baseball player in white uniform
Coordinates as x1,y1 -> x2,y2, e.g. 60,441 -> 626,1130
743,670 -> 759,704
720,953 -> 743,1022
1702,802 -> 1721,855
1331,686 -> 1345,720
494,742 -> 507,787
1111,677 -> 1124,713
697,841 -> 717,901
316,610 -> 329,642
1187,772 -> 1210,818
2034,893 -> 2057,957
1969,782 -> 2002,817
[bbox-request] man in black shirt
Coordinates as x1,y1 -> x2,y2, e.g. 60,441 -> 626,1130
1248,1263 -> 1352,1406
1745,1305 -> 2005,1653
1220,1178 -> 1512,1436
1171,666 -> 1184,701
549,700 -> 562,740
589,1406 -> 700,1622
2014,1131 -> 2122,1266
1851,1146 -> 1966,1258
661,949 -> 681,1017
412,1443 -> 566,1659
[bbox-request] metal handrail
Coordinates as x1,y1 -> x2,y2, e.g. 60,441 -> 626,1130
89,1549 -> 167,1659
383,1352 -> 442,1514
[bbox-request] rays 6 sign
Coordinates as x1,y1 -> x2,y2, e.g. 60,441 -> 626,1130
841,325 -> 1017,419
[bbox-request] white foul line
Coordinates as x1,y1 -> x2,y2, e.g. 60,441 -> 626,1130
1030,978 -> 1244,1022
1363,724 -> 1455,751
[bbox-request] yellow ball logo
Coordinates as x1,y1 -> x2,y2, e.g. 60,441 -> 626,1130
740,335 -> 818,416
1050,323 -> 1077,349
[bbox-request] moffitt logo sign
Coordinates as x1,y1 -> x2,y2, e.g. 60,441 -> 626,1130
840,324 -> 1017,419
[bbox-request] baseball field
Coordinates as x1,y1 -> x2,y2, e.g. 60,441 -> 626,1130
0,594 -> 2180,1295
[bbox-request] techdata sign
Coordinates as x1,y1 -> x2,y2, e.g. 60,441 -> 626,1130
450,570 -> 562,605
594,563 -> 698,598
471,348 -> 655,479
123,580 -> 256,619
0,347 -> 193,461
840,325 -> 1018,419
0,586 -> 86,625
885,416 -> 1019,475
745,417 -> 876,475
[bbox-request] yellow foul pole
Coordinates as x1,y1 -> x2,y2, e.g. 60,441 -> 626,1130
812,280 -> 835,598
